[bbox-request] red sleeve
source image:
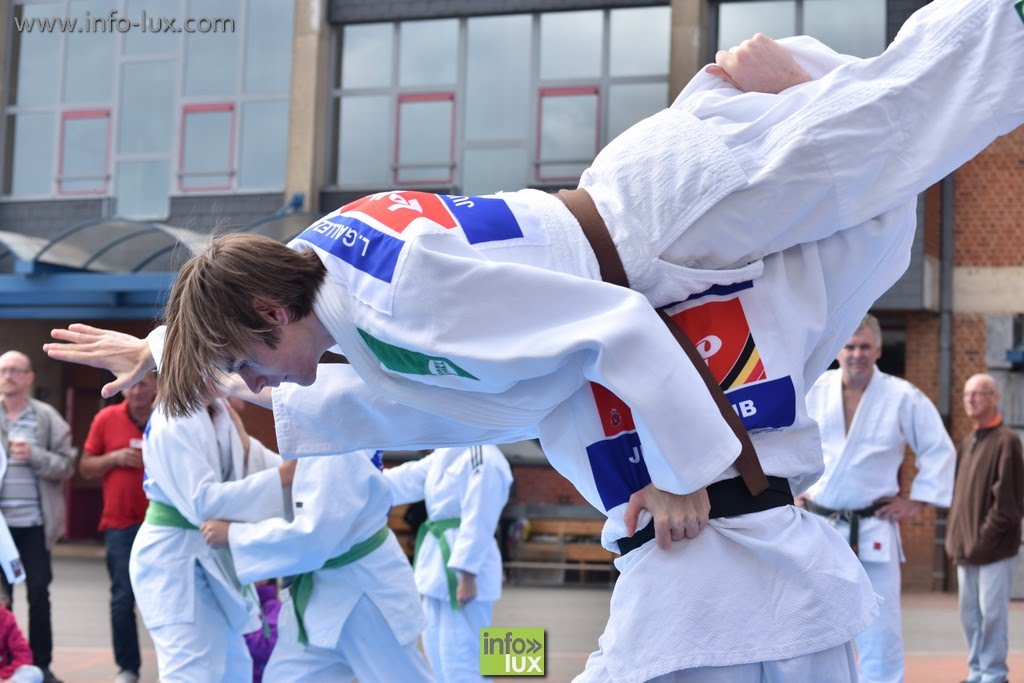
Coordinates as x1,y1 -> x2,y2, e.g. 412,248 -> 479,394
0,612 -> 33,676
83,407 -> 110,457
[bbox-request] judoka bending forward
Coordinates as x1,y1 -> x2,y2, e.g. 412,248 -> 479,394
46,0 -> 1024,680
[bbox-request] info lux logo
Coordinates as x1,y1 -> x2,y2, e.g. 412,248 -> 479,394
479,628 -> 545,676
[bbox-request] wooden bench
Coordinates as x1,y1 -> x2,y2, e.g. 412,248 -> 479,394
505,517 -> 617,585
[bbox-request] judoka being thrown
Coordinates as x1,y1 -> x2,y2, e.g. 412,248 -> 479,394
46,0 -> 1024,680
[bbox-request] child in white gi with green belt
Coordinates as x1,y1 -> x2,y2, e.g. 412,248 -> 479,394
131,398 -> 288,683
385,446 -> 512,682
200,450 -> 433,683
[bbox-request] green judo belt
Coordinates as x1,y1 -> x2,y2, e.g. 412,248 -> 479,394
144,500 -> 275,638
414,517 -> 462,611
144,500 -> 197,530
291,526 -> 390,646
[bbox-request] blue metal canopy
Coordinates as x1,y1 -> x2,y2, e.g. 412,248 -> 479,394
0,202 -> 319,320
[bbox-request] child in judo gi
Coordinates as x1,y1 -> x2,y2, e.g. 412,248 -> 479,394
198,451 -> 433,683
45,1 -> 1024,680
131,396 -> 290,682
384,445 -> 513,683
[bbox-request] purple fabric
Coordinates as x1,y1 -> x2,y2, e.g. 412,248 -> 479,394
244,583 -> 281,683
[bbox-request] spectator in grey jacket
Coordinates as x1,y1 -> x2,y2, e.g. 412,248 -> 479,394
0,352 -> 76,683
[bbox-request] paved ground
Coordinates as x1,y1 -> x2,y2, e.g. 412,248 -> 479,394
21,546 -> 1024,682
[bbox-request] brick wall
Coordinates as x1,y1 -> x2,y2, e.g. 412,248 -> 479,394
508,464 -> 588,506
953,130 -> 1024,268
900,313 -> 943,590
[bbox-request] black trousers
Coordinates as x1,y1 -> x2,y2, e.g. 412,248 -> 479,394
1,525 -> 53,668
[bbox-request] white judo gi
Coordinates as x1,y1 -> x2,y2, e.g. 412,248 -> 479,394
226,451 -> 432,683
385,446 -> 513,683
130,403 -> 286,683
806,367 -> 955,683
266,2 -> 1023,680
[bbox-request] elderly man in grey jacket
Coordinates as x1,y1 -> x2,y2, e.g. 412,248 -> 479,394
0,351 -> 76,683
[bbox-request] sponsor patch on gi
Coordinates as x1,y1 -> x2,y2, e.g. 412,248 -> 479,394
1016,0 -> 1024,25
587,431 -> 651,512
341,191 -> 459,234
666,283 -> 797,431
357,329 -> 478,380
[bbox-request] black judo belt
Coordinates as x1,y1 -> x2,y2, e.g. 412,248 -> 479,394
804,500 -> 883,554
555,188 -> 793,556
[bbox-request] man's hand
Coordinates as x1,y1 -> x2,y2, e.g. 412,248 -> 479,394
112,447 -> 144,469
875,496 -> 925,522
624,483 -> 710,550
707,33 -> 811,94
794,493 -> 809,509
44,324 -> 155,399
7,441 -> 31,463
456,571 -> 478,606
200,520 -> 231,548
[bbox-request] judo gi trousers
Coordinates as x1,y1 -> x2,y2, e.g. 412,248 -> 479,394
857,554 -> 904,683
147,565 -> 252,683
422,595 -> 493,683
578,641 -> 857,683
264,593 -> 434,682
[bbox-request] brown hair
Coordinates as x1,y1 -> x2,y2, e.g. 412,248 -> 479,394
160,233 -> 326,417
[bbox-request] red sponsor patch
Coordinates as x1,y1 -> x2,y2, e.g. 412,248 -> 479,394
873,542 -> 882,551
340,191 -> 458,233
668,298 -> 765,390
590,383 -> 636,437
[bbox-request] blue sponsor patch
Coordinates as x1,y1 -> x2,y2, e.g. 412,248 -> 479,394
725,376 -> 796,432
440,195 -> 523,245
586,432 -> 651,512
298,215 -> 405,284
370,450 -> 384,471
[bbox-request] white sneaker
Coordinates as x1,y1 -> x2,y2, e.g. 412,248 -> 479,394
113,671 -> 138,683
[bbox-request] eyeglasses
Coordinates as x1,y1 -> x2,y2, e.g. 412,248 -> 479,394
0,368 -> 28,377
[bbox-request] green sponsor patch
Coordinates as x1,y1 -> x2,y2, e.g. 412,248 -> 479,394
357,329 -> 478,380
480,628 -> 545,676
1017,0 -> 1024,25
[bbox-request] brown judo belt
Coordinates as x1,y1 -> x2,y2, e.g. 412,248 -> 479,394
555,187 -> 769,498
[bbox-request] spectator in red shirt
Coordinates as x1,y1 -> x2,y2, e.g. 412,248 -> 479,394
0,598 -> 42,683
80,374 -> 156,683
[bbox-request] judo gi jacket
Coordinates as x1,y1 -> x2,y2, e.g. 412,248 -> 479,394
806,367 -> 955,562
131,402 -> 286,634
385,445 -> 513,604
227,452 -> 425,651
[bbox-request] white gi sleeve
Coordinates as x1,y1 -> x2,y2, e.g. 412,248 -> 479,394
382,453 -> 432,506
146,325 -> 166,369
670,0 -> 1024,269
378,233 -> 741,495
245,437 -> 283,475
272,365 -> 537,456
900,387 -> 956,508
227,456 -> 384,585
145,412 -> 285,527
448,446 -> 511,576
